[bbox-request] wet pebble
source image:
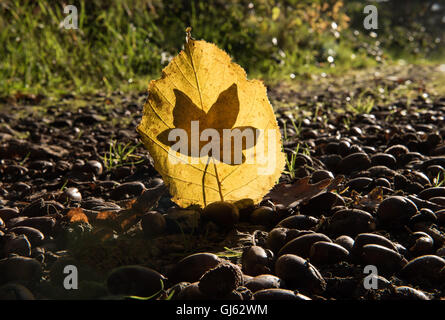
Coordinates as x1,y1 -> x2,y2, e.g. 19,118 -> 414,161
334,235 -> 354,252
436,246 -> 445,257
9,216 -> 57,236
8,226 -> 45,246
243,274 -> 284,293
234,198 -> 256,221
11,182 -> 31,194
299,192 -> 345,217
278,233 -> 331,258
360,244 -> 407,275
0,256 -> 42,285
374,177 -> 392,188
0,207 -> 20,221
319,209 -> 376,237
387,286 -> 430,300
346,177 -> 373,191
110,181 -> 146,200
309,241 -> 350,265
336,152 -> 371,174
1,233 -> 31,257
376,196 -> 418,226
253,288 -> 310,300
352,233 -> 398,257
141,211 -> 166,238
265,228 -> 292,253
28,160 -> 54,171
371,153 -> 397,169
21,199 -> 64,217
63,187 -> 82,202
168,252 -> 221,285
418,187 -> 445,200
107,265 -> 167,297
275,254 -> 326,294
249,206 -> 277,227
310,170 -> 334,183
385,144 -> 409,158
84,160 -> 103,176
400,255 -> 445,283
276,215 -> 318,230
0,283 -> 35,300
408,232 -> 434,256
241,246 -> 273,276
202,202 -> 239,228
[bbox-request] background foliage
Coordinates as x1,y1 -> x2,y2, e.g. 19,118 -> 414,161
0,0 -> 444,96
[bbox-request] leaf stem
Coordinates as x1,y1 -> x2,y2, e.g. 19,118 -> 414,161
202,156 -> 210,207
213,158 -> 224,202
184,28 -> 204,111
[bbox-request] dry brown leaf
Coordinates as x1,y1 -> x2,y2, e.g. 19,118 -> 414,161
90,186 -> 167,232
67,207 -> 89,223
96,211 -> 118,221
267,176 -> 334,208
350,186 -> 384,210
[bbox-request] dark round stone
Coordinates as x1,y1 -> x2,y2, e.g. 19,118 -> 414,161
376,196 -> 418,226
107,265 -> 167,297
0,256 -> 42,285
110,182 -> 146,200
336,152 -> 371,174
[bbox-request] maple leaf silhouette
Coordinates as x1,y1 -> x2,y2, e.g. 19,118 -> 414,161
157,83 -> 259,165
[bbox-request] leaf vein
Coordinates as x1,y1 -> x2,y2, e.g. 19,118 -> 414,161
173,59 -> 198,90
220,119 -> 274,183
146,99 -> 172,129
139,130 -> 216,177
222,175 -> 262,198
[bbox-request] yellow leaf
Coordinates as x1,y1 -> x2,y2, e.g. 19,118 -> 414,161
137,29 -> 285,208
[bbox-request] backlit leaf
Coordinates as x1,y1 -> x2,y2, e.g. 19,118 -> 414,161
137,29 -> 285,207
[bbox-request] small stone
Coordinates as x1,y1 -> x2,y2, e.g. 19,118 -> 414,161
107,265 -> 167,297
141,211 -> 166,238
376,196 -> 418,226
63,187 -> 82,202
110,182 -> 146,200
202,201 -> 239,228
84,160 -> 103,176
0,283 -> 35,300
275,254 -> 326,294
168,252 -> 221,284
8,226 -> 45,246
21,199 -> 64,217
336,152 -> 371,174
0,256 -> 42,285
241,246 -> 272,276
2,233 -> 32,257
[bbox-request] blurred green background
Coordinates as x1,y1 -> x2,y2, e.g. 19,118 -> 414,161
0,0 -> 444,96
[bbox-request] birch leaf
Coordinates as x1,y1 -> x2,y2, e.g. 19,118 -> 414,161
137,29 -> 285,208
